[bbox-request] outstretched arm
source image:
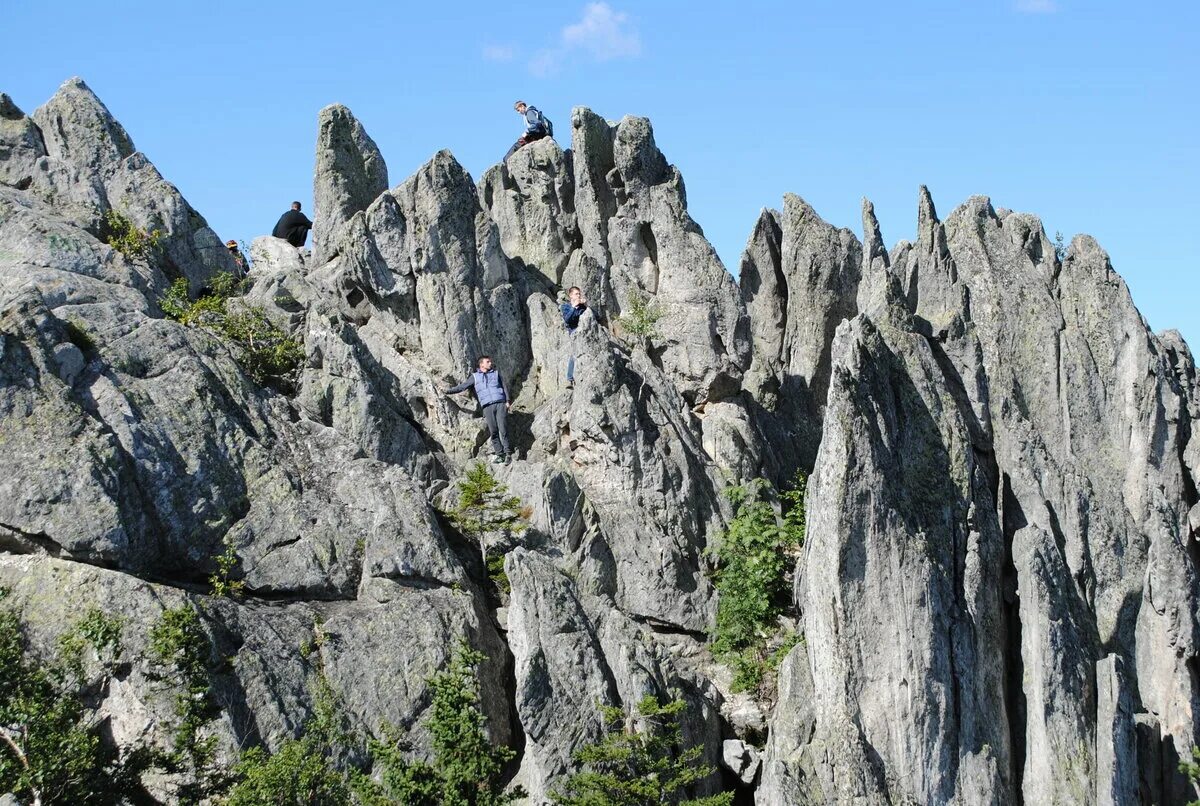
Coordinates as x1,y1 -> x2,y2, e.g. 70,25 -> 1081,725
446,377 -> 473,394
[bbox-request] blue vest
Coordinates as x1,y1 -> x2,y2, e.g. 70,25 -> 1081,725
471,369 -> 507,406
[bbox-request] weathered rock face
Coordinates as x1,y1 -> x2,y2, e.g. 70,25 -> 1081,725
311,104 -> 388,264
760,189 -> 1200,804
2,77 -> 1197,806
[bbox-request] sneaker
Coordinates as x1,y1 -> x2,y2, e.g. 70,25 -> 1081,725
504,454 -> 513,465
566,380 -> 574,390
492,454 -> 505,465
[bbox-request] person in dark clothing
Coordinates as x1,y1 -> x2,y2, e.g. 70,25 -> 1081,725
272,201 -> 312,248
444,355 -> 514,464
560,286 -> 587,389
504,100 -> 551,161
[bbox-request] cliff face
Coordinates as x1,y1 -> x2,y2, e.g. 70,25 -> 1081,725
0,78 -> 1196,805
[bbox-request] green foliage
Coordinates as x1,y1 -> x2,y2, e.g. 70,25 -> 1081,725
159,273 -> 303,391
103,208 -> 162,260
210,534 -> 246,599
617,290 -> 664,342
709,471 -> 807,695
148,605 -> 230,804
0,599 -> 143,804
551,694 -> 731,806
487,554 -> 511,595
449,463 -> 529,582
1180,746 -> 1200,806
354,643 -> 524,806
1054,230 -> 1067,262
64,317 -> 98,355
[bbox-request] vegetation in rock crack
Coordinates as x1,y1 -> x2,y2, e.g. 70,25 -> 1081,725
102,208 -> 162,260
352,642 -> 525,806
209,533 -> 246,599
1180,746 -> 1200,806
225,630 -> 354,806
550,694 -> 732,806
160,272 -> 304,391
0,590 -> 148,804
708,471 -> 807,695
616,290 -> 664,342
448,463 -> 528,592
1054,230 -> 1067,262
63,317 -> 97,355
148,604 -> 232,804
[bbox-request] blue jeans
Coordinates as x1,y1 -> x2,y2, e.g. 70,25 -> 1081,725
567,354 -> 575,382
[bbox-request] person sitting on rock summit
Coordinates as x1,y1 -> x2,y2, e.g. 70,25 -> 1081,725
271,201 -> 313,249
561,286 -> 588,390
443,356 -> 515,465
504,100 -> 553,161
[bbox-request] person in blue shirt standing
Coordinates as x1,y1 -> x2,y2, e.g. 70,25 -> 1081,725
561,286 -> 588,390
444,355 -> 514,464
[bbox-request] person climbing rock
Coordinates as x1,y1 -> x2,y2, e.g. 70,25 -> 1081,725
444,355 -> 515,464
504,100 -> 552,161
225,239 -> 249,277
561,286 -> 588,389
271,201 -> 312,248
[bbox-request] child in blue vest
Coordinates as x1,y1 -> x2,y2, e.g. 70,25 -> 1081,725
560,286 -> 588,389
445,355 -> 514,464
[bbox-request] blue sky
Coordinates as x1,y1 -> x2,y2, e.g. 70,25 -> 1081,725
4,0 -> 1197,346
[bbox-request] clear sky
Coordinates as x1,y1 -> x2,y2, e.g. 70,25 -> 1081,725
4,0 -> 1197,347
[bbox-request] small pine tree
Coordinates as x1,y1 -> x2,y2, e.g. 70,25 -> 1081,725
617,290 -> 664,344
354,643 -> 524,805
551,694 -> 732,806
449,463 -> 528,582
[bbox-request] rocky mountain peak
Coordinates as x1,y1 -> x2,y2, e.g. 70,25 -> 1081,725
0,79 -> 1196,805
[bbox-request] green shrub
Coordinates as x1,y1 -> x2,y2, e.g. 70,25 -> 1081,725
159,273 -> 303,391
148,605 -> 230,804
64,318 -> 98,354
0,594 -> 145,803
225,651 -> 353,806
487,554 -> 511,595
103,208 -> 162,260
1054,230 -> 1067,262
709,471 -> 807,695
617,290 -> 664,342
1180,746 -> 1200,806
210,534 -> 245,599
551,694 -> 731,806
353,643 -> 524,806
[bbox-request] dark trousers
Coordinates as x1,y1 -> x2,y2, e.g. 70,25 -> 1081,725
482,401 -> 511,456
286,228 -> 309,248
504,129 -> 548,160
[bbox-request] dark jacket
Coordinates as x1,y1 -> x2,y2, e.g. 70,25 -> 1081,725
448,368 -> 509,407
272,209 -> 312,246
561,302 -> 586,333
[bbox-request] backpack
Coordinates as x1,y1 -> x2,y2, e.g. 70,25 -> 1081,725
529,106 -> 553,138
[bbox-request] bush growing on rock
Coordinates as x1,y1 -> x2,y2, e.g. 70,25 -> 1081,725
353,643 -> 524,806
708,472 -> 806,695
160,273 -> 304,391
551,694 -> 731,806
101,208 -> 162,260
0,592 -> 147,804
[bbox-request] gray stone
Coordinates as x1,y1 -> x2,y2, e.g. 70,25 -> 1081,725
1095,655 -> 1138,806
722,738 -> 761,785
311,104 -> 388,264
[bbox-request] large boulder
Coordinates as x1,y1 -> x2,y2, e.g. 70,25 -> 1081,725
311,104 -> 388,264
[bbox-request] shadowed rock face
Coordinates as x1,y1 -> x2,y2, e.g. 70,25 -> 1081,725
1,79 -> 1197,805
